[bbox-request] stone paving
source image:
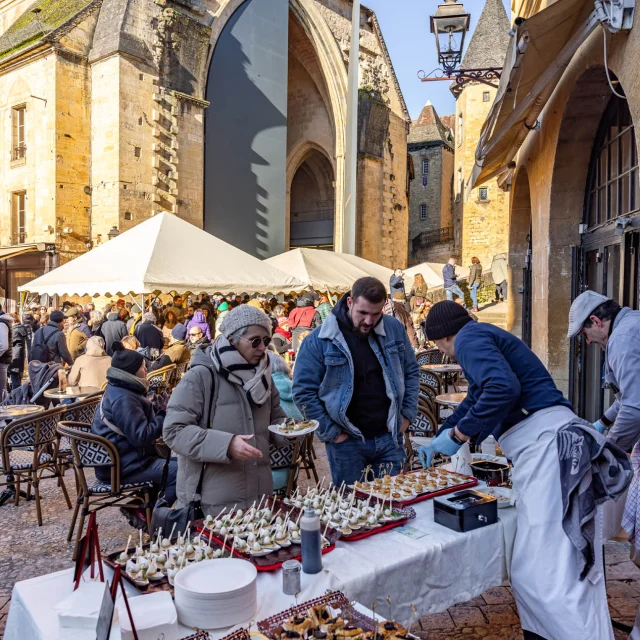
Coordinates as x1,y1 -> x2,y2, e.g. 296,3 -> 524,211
0,443 -> 638,639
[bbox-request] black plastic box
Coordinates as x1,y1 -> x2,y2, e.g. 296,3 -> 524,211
433,489 -> 498,533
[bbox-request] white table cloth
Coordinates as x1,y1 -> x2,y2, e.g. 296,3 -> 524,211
5,498 -> 517,640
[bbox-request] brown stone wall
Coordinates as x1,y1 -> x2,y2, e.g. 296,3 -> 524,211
454,82 -> 509,269
508,25 -> 640,391
408,145 -> 443,239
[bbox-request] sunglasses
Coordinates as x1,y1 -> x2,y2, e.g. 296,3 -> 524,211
242,336 -> 272,349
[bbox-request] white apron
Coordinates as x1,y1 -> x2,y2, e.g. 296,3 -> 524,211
499,405 -> 613,640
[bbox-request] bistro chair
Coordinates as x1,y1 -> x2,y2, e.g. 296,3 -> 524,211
56,395 -> 103,477
147,364 -> 176,397
270,438 -> 304,497
57,421 -> 153,560
298,433 -> 319,483
416,348 -> 444,366
172,361 -> 189,387
404,404 -> 439,470
419,369 -> 444,395
1,405 -> 71,526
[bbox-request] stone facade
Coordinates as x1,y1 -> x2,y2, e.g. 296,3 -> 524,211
0,0 -> 409,307
407,101 -> 454,265
452,0 -> 510,271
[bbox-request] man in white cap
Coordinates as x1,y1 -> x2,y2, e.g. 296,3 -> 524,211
568,290 -> 640,448
569,291 -> 640,639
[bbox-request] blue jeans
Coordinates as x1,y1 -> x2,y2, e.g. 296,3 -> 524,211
445,285 -> 465,302
470,283 -> 480,309
325,432 -> 406,486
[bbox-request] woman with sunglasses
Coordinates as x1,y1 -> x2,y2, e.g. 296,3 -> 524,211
163,305 -> 289,515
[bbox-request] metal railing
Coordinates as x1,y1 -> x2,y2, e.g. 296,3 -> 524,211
11,144 -> 26,161
412,226 -> 453,252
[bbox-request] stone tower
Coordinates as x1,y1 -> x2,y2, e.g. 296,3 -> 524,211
452,0 -> 510,270
407,101 -> 454,265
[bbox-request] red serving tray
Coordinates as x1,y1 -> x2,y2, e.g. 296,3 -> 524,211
354,469 -> 478,506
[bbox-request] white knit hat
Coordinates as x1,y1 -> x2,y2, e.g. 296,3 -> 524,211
567,290 -> 609,338
219,304 -> 272,338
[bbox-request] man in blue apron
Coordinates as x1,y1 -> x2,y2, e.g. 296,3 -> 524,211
568,290 -> 640,638
421,301 -> 615,640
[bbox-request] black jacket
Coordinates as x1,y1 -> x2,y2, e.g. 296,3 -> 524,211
101,313 -> 128,356
135,320 -> 165,351
31,322 -> 74,366
333,295 -> 390,439
92,367 -> 165,481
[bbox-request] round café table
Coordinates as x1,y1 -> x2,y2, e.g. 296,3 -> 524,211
435,392 -> 467,408
43,386 -> 101,401
0,405 -> 44,421
421,363 -> 463,393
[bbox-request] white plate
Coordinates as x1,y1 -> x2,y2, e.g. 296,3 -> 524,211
174,558 -> 257,595
482,486 -> 513,508
268,420 -> 319,438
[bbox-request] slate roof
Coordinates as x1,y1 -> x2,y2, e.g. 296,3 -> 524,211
408,101 -> 454,148
0,0 -> 96,61
460,0 -> 510,70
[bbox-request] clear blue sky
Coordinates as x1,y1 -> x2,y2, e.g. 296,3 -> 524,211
364,0 -> 512,120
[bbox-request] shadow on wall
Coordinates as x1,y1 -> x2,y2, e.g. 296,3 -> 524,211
203,0 -> 288,258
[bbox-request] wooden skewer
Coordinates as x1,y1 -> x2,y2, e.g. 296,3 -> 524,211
125,534 -> 132,554
168,522 -> 177,542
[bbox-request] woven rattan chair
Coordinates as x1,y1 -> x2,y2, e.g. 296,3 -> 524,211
57,395 -> 103,471
419,369 -> 444,395
57,421 -> 153,559
404,403 -> 439,470
147,364 -> 176,396
172,361 -> 189,387
1,406 -> 71,525
270,438 -> 304,497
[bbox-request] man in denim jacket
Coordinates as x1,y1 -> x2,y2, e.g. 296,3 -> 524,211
293,277 -> 419,485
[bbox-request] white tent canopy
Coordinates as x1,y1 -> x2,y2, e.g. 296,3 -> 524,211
264,248 -> 393,294
403,262 -> 465,291
19,213 -> 306,297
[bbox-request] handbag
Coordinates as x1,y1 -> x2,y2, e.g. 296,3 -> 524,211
150,366 -> 216,539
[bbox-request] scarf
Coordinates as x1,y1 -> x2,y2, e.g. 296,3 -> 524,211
106,367 -> 150,393
275,326 -> 292,341
211,335 -> 272,406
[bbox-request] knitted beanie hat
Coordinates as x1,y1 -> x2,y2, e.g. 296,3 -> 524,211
171,323 -> 187,341
50,310 -> 65,323
219,304 -> 272,338
110,341 -> 144,375
424,301 -> 473,340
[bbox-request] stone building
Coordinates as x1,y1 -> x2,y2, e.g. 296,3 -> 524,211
473,0 -> 639,419
407,100 -> 454,265
0,0 -> 410,308
452,0 -> 510,271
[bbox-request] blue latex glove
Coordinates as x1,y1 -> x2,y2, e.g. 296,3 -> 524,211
417,428 -> 463,468
593,420 -> 606,434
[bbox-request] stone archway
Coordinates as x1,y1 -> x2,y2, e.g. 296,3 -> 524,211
542,66 -> 613,387
289,147 -> 335,248
508,167 -> 532,341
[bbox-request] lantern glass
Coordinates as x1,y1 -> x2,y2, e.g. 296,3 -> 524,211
430,0 -> 470,76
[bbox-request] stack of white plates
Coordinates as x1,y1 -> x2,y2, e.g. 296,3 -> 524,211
174,558 -> 258,629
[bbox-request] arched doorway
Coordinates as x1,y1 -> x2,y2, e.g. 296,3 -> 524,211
508,168 -> 532,344
289,149 -> 335,249
577,88 -> 638,420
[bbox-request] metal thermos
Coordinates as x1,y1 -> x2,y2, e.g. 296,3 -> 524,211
300,507 -> 322,574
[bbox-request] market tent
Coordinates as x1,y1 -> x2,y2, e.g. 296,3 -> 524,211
264,248 -> 393,294
403,263 -> 448,290
19,213 -> 306,297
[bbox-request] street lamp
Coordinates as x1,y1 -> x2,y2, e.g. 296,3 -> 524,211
430,0 -> 470,77
107,226 -> 120,241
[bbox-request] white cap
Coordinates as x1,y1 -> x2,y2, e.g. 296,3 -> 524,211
567,290 -> 609,338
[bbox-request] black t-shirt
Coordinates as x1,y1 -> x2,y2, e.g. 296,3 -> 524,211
334,298 -> 390,439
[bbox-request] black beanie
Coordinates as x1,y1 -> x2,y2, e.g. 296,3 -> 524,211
424,301 -> 473,340
110,341 -> 144,375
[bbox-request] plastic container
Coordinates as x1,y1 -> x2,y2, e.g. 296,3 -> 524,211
300,507 -> 322,574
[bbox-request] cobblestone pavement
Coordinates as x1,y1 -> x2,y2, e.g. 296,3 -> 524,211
0,444 -> 637,639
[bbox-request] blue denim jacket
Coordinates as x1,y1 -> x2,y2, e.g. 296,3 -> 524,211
292,313 -> 420,443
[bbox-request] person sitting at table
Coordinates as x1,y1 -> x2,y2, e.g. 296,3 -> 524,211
135,312 -> 165,352
149,324 -> 191,371
163,305 -> 288,515
67,336 -> 111,389
162,309 -> 178,344
92,342 -> 176,519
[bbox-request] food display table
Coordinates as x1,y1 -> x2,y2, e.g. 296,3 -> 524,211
43,386 -> 101,401
435,392 -> 467,408
4,497 -> 517,640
